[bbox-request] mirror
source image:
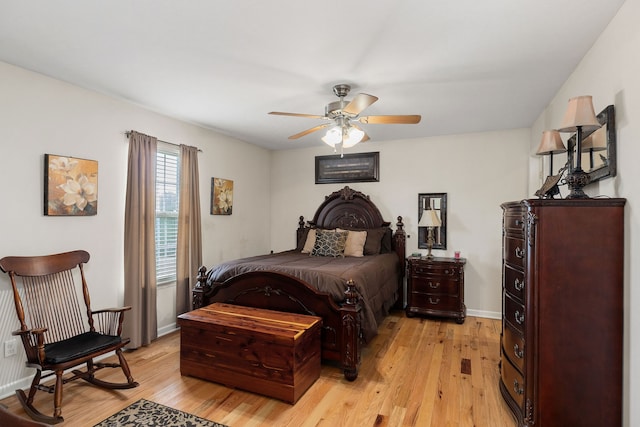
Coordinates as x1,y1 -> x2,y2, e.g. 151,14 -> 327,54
567,104 -> 616,184
418,193 -> 447,250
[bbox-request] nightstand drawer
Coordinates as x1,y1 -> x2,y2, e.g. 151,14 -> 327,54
412,263 -> 462,280
502,323 -> 525,373
410,293 -> 460,311
504,293 -> 525,334
410,277 -> 458,295
504,264 -> 525,302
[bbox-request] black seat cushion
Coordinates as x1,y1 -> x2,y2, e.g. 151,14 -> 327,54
44,331 -> 122,364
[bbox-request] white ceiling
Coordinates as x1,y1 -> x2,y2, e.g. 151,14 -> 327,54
0,1 -> 625,150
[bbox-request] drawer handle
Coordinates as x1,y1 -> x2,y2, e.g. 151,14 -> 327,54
514,310 -> 525,325
428,297 -> 440,305
429,281 -> 440,289
513,343 -> 524,359
515,247 -> 525,259
513,379 -> 524,395
514,278 -> 524,291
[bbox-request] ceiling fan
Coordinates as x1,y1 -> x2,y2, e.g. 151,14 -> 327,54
268,84 -> 421,150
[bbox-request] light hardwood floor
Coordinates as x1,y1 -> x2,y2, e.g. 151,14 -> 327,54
1,312 -> 517,426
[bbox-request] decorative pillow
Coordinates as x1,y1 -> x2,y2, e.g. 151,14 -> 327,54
311,230 -> 348,257
380,228 -> 393,253
296,227 -> 310,251
301,228 -> 317,253
337,230 -> 367,257
363,228 -> 387,255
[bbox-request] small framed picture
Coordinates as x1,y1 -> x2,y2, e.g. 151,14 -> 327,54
44,154 -> 98,216
211,177 -> 233,215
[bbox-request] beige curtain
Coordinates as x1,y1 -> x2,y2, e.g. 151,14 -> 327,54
176,145 -> 202,315
123,131 -> 158,348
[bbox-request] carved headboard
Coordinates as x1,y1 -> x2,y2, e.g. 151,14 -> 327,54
296,186 -> 406,279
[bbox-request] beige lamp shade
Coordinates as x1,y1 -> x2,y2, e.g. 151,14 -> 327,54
557,95 -> 601,133
581,126 -> 607,152
536,130 -> 566,155
419,209 -> 441,227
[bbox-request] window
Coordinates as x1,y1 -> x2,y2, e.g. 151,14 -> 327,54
155,143 -> 179,284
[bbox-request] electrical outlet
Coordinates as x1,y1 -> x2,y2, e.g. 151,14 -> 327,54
4,339 -> 17,357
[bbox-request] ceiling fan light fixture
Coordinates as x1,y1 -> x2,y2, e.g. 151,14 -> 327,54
321,127 -> 342,147
343,126 -> 364,148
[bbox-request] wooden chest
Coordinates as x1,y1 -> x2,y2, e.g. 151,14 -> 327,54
177,303 -> 322,404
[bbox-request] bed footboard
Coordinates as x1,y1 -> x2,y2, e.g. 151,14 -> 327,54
193,268 -> 362,381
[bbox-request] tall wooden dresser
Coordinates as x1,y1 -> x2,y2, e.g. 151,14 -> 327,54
499,198 -> 625,427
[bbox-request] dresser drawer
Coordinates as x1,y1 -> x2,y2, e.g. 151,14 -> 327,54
503,264 -> 525,302
502,322 -> 525,373
501,356 -> 525,409
410,276 -> 459,295
504,237 -> 526,268
409,293 -> 460,312
503,210 -> 526,237
504,293 -> 525,334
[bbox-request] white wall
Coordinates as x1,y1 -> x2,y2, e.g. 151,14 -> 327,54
270,128 -> 530,318
0,61 -> 271,396
529,1 -> 639,425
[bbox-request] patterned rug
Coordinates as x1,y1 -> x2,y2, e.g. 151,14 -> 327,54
93,399 -> 228,427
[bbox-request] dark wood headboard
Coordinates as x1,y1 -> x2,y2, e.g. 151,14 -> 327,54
296,186 -> 406,292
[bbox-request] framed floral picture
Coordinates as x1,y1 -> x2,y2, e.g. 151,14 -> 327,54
44,154 -> 98,216
211,177 -> 233,215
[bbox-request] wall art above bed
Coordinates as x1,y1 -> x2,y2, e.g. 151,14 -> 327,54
44,154 -> 98,216
315,152 -> 379,184
211,177 -> 233,215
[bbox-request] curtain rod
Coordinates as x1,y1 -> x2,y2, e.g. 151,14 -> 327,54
124,131 -> 202,152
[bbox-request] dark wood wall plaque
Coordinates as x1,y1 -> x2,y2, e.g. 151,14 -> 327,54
315,152 -> 379,184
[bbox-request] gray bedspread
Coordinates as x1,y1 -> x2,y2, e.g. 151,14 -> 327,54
205,250 -> 400,341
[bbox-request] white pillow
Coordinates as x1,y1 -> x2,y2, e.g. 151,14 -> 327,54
341,230 -> 368,257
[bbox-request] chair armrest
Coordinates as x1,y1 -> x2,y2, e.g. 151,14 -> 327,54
90,307 -> 131,335
12,328 -> 47,365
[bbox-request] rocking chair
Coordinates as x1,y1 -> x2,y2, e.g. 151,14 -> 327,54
0,250 -> 139,424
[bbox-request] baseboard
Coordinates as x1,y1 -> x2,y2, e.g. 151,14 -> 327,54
467,308 -> 501,320
0,377 -> 31,400
158,323 -> 178,338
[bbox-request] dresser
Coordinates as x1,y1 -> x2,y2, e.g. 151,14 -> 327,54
499,198 -> 625,427
406,256 -> 466,323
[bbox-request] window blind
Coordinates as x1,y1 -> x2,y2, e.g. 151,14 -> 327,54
155,143 -> 180,284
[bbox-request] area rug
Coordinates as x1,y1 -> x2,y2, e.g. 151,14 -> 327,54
93,399 -> 228,427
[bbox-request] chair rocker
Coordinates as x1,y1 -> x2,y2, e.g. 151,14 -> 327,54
0,250 -> 139,424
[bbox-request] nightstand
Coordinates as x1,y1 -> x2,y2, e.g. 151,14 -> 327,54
406,256 -> 466,323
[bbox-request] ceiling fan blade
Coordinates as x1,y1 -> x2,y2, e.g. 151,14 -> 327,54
288,123 -> 332,139
342,93 -> 379,115
269,111 -> 326,119
358,115 -> 421,124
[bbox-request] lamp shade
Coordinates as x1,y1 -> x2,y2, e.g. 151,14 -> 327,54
418,209 -> 441,227
581,126 -> 607,152
536,130 -> 566,155
557,95 -> 601,133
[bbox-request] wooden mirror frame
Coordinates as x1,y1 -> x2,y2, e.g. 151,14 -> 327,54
417,193 -> 447,250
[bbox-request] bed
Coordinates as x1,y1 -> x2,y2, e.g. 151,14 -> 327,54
192,186 -> 406,380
